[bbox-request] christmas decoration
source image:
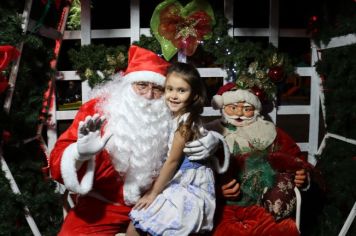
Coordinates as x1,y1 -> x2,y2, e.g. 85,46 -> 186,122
308,2 -> 356,235
70,13 -> 294,94
68,44 -> 127,88
0,6 -> 24,46
66,0 -> 81,30
150,0 -> 215,60
310,0 -> 356,46
200,13 -> 294,101
0,1 -> 62,234
0,45 -> 19,95
0,45 -> 20,71
268,66 -> 284,83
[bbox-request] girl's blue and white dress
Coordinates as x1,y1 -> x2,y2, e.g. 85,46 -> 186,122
129,113 -> 216,236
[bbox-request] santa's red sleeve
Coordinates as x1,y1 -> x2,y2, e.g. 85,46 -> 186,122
49,98 -> 100,194
268,128 -> 311,172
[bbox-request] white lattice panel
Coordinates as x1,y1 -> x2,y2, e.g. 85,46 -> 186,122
50,0 -> 321,164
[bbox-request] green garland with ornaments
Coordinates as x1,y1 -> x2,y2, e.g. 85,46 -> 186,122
70,11 -> 296,101
68,44 -> 127,88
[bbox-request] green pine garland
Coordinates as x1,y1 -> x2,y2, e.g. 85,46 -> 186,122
201,12 -> 295,100
311,139 -> 356,236
66,0 -> 81,30
310,1 -> 356,235
133,34 -> 162,55
68,44 -> 128,88
0,9 -> 24,46
0,1 -> 62,234
316,45 -> 356,140
312,44 -> 356,236
1,143 -> 63,235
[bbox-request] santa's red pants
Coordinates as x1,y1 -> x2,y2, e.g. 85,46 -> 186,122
213,205 -> 299,236
58,197 -> 131,236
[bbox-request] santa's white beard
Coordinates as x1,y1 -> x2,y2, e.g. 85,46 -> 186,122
95,79 -> 171,205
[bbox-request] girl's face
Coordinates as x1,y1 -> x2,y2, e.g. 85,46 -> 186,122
164,72 -> 192,117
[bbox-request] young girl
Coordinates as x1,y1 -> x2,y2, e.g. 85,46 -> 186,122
126,62 -> 217,236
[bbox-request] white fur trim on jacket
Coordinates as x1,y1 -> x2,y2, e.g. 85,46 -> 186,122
124,70 -> 165,86
60,143 -> 95,195
210,131 -> 230,174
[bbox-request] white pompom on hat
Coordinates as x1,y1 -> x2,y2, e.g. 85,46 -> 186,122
211,82 -> 262,111
123,45 -> 171,86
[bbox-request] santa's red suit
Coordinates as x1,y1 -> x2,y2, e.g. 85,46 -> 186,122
49,45 -> 172,235
50,98 -> 132,234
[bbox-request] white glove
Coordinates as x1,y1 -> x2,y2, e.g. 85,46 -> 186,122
76,114 -> 112,161
184,130 -> 219,161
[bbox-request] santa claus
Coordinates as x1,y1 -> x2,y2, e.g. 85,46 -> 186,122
206,82 -> 313,236
49,45 -> 218,235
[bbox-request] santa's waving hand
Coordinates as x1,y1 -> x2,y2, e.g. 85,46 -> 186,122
76,114 -> 112,160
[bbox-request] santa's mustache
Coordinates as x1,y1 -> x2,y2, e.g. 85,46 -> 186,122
225,115 -> 254,121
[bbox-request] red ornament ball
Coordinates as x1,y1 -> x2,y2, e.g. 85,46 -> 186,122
268,66 -> 284,82
251,86 -> 266,101
2,130 -> 11,143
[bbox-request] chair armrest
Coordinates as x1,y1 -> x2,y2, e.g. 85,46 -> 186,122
294,186 -> 302,232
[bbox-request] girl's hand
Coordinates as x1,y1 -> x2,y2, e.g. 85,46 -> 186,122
133,192 -> 158,210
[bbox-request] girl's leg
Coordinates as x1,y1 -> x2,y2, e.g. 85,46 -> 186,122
126,222 -> 142,236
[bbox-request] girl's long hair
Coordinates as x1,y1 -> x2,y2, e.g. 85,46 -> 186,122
166,62 -> 207,141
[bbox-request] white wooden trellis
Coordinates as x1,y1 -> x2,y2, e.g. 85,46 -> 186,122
51,0 -> 321,166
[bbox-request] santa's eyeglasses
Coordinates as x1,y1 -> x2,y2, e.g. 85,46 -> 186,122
132,81 -> 165,96
223,103 -> 255,116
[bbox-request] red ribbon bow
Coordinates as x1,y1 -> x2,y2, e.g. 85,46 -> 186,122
158,4 -> 212,56
0,45 -> 20,71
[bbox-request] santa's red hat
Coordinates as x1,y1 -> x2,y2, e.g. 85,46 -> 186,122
211,82 -> 262,111
124,45 -> 170,86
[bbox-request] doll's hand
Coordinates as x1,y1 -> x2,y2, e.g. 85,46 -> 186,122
294,169 -> 308,188
76,114 -> 112,161
222,179 -> 240,199
184,130 -> 219,161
